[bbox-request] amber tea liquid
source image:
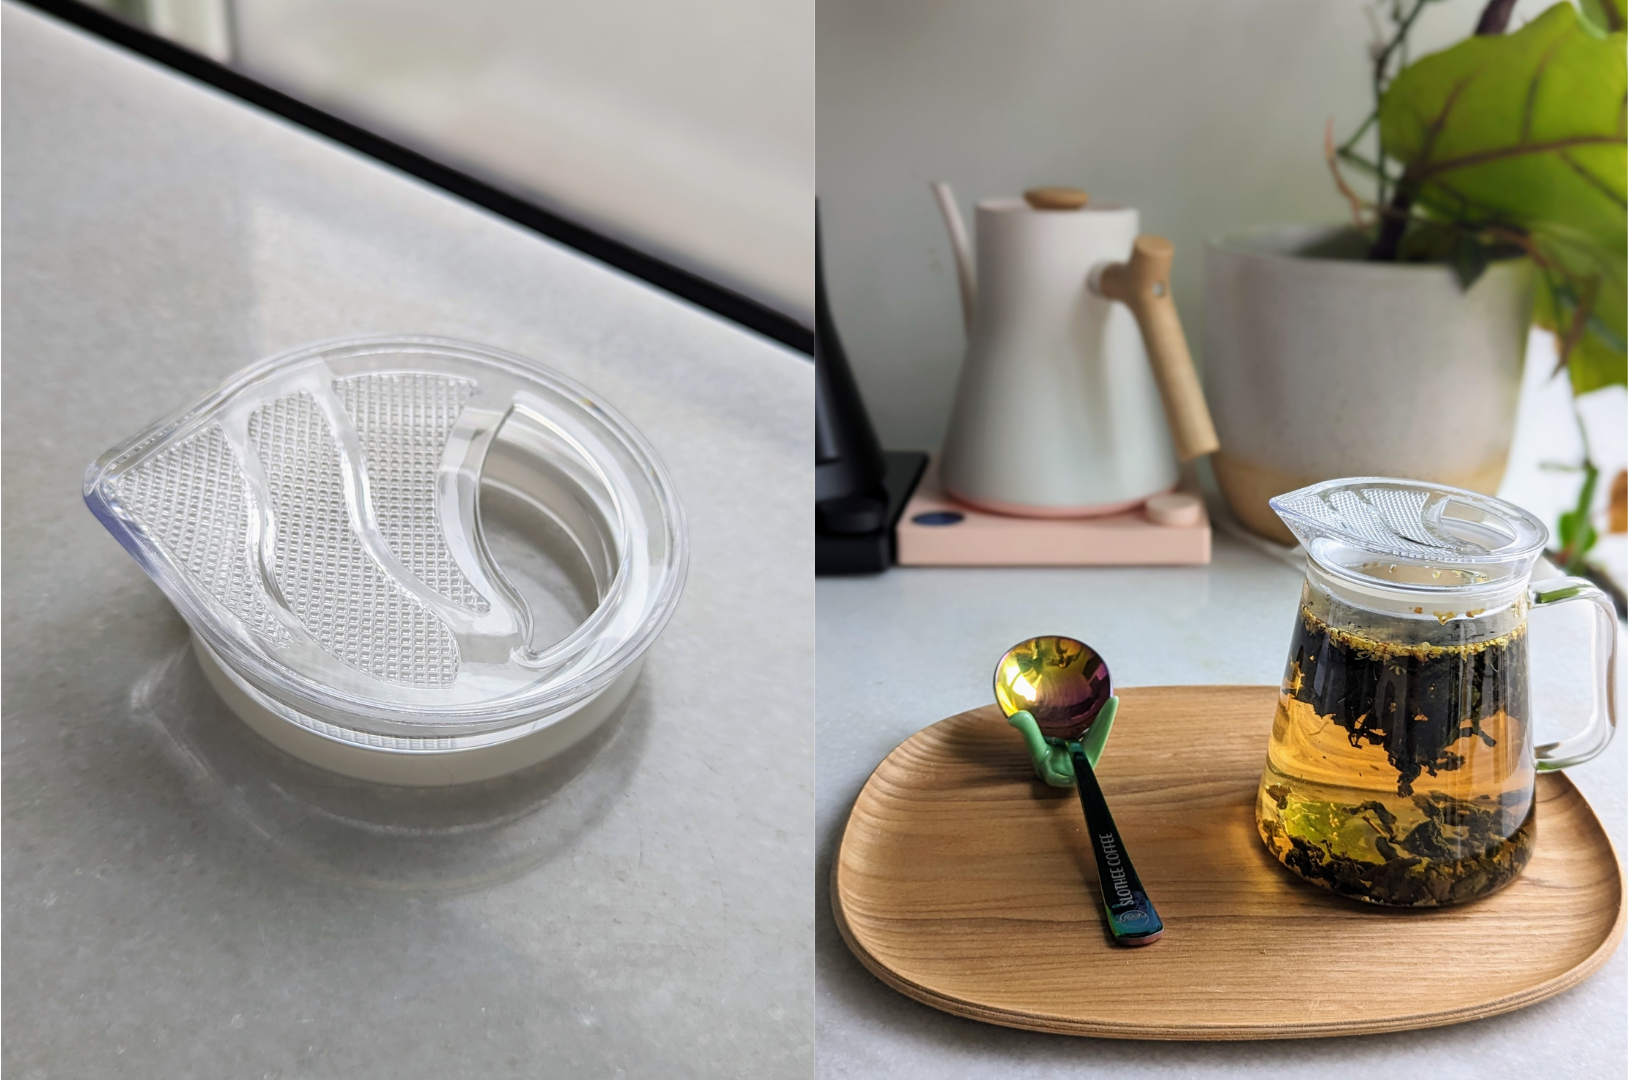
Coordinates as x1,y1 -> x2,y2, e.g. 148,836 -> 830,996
1257,581 -> 1535,906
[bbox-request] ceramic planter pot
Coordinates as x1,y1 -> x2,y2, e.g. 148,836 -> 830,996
1204,226 -> 1534,545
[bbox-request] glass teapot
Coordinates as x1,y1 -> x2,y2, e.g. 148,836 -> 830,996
1256,478 -> 1619,907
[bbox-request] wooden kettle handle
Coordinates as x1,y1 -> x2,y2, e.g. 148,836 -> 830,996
1096,236 -> 1220,462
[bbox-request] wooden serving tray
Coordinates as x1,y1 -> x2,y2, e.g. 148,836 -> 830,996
832,686 -> 1625,1040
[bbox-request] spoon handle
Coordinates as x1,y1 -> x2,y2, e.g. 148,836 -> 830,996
1067,741 -> 1164,946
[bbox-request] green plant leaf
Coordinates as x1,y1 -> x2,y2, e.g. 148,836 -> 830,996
1526,217 -> 1628,392
1558,460 -> 1601,569
1581,0 -> 1626,34
1449,232 -> 1492,288
1379,3 -> 1627,387
1559,318 -> 1628,393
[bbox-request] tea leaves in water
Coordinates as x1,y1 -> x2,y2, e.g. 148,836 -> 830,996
1256,608 -> 1535,906
1286,609 -> 1527,798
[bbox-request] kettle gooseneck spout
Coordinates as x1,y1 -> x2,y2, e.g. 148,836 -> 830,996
930,181 -> 977,335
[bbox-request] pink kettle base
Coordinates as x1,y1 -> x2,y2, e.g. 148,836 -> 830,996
896,459 -> 1210,567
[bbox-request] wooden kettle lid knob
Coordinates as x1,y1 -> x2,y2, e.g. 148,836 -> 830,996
1023,186 -> 1090,211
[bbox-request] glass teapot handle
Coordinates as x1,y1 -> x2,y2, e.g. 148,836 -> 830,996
1530,577 -> 1620,770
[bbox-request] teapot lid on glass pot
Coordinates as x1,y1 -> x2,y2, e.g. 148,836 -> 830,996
1271,476 -> 1549,612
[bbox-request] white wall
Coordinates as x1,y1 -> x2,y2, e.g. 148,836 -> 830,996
817,0 -> 1557,450
231,0 -> 815,321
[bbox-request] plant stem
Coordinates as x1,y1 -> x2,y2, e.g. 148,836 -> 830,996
1368,0 -> 1436,234
1573,393 -> 1595,472
1373,0 -> 1434,77
1338,111 -> 1378,158
1558,395 -> 1600,576
1365,0 -> 1481,261
1368,187 -> 1414,261
1474,0 -> 1517,35
1559,464 -> 1599,574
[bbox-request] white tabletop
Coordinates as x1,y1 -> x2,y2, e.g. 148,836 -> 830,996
817,538 -> 1626,1078
2,5 -> 811,1076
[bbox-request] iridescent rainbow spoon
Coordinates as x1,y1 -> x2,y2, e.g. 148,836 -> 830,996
994,636 -> 1164,946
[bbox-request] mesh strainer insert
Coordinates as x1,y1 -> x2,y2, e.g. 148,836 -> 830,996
86,336 -> 687,784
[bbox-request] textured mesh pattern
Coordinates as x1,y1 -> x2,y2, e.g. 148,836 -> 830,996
334,373 -> 488,613
1276,484 -> 1491,559
117,426 -> 291,647
249,392 -> 459,687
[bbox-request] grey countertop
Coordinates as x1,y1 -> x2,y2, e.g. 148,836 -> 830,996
816,540 -> 1626,1079
2,5 -> 811,1077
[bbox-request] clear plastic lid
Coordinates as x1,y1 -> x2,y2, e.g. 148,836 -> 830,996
85,335 -> 687,752
1271,477 -> 1548,603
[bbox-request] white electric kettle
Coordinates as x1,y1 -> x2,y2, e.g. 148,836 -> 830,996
932,184 -> 1219,516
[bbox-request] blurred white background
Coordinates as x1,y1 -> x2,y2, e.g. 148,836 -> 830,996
235,0 -> 814,321
102,0 -> 815,321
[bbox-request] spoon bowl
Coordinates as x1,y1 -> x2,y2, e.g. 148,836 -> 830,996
993,636 -> 1112,739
